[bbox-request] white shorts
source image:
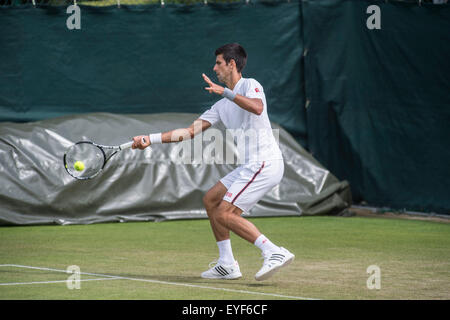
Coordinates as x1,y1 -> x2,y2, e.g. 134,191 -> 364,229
220,160 -> 284,213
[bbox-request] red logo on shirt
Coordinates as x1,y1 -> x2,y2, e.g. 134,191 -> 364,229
255,88 -> 260,92
226,192 -> 233,198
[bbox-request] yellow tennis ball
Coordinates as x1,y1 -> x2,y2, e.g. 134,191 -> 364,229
74,161 -> 85,171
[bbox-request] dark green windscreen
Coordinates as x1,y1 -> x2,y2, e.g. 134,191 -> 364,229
302,0 -> 450,213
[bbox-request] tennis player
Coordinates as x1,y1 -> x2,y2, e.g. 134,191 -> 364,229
132,43 -> 294,281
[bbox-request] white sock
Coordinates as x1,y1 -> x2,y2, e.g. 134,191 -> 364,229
217,239 -> 236,266
254,234 -> 280,253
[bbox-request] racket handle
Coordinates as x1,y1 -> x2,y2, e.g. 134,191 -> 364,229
120,137 -> 146,150
120,141 -> 134,150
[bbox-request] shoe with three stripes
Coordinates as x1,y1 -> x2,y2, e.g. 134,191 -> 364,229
255,247 -> 295,281
201,260 -> 242,280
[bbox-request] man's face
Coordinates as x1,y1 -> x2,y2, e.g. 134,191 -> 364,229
213,54 -> 232,84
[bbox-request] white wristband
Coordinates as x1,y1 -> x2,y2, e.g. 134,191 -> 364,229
149,133 -> 162,144
222,87 -> 236,101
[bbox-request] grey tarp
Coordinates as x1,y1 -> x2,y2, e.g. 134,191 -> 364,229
0,113 -> 351,225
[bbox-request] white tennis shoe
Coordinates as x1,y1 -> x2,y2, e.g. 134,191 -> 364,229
255,247 -> 295,281
201,260 -> 242,280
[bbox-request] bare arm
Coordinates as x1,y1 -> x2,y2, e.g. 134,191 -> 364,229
162,118 -> 211,143
232,94 -> 263,116
132,118 -> 211,149
202,73 -> 263,116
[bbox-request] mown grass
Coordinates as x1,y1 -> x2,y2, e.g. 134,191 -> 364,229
0,216 -> 449,299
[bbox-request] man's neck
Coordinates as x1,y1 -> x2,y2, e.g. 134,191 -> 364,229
226,73 -> 242,90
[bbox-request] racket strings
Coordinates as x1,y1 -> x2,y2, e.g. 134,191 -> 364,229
64,143 -> 105,179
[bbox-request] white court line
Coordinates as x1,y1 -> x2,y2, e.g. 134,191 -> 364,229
0,264 -> 319,300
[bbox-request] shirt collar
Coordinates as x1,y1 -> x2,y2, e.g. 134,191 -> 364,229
232,77 -> 245,92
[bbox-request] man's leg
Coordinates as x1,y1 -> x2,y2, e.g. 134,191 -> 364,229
202,181 -> 230,242
215,199 -> 295,281
201,182 -> 243,279
202,161 -> 294,281
203,182 -> 262,244
213,200 -> 261,244
201,184 -> 262,280
203,182 -> 239,267
216,160 -> 294,281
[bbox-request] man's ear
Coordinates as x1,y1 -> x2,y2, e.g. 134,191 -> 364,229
229,59 -> 237,70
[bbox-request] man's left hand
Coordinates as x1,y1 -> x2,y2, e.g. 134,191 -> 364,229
203,73 -> 224,96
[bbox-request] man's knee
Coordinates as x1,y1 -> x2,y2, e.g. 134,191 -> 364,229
203,191 -> 222,213
213,204 -> 232,227
203,182 -> 227,209
202,192 -> 215,209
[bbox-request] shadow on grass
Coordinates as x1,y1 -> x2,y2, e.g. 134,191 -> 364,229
109,272 -> 272,288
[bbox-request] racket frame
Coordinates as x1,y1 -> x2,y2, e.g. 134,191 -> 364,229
63,140 -> 137,180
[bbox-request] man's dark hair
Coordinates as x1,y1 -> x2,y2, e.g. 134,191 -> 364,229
215,43 -> 247,73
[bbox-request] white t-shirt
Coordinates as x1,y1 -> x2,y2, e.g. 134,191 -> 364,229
199,77 -> 283,164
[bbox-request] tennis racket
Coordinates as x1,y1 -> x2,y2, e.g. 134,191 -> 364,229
63,138 -> 146,180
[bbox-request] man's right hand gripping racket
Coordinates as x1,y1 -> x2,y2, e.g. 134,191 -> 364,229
63,138 -> 147,180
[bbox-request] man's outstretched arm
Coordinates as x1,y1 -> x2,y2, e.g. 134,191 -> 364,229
132,118 -> 211,149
